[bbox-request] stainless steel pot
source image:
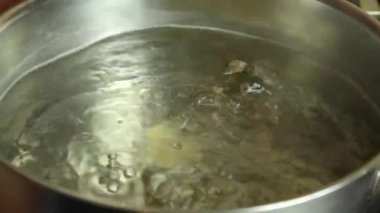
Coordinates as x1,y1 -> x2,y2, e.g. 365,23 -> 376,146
1,0 -> 380,212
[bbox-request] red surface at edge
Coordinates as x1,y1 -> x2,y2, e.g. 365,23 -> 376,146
0,0 -> 23,13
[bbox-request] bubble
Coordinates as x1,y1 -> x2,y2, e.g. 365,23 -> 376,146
240,82 -> 266,96
98,175 -> 108,185
171,142 -> 183,150
107,153 -> 118,168
12,152 -> 35,167
219,169 -> 227,177
109,170 -> 120,180
197,95 -> 218,107
165,184 -> 196,209
123,166 -> 136,178
177,185 -> 194,199
107,181 -> 120,193
150,173 -> 168,193
108,153 -> 117,160
98,155 -> 109,167
179,117 -> 190,131
199,189 -> 207,202
177,91 -> 187,98
208,186 -> 222,197
17,132 -> 40,149
225,60 -> 247,75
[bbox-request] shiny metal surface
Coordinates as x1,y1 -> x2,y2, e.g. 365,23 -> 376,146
0,0 -> 380,212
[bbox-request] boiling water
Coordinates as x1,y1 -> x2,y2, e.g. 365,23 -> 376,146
0,27 -> 376,209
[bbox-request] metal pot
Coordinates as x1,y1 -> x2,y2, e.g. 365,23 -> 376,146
1,0 -> 380,212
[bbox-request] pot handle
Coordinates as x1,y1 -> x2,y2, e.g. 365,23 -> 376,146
366,10 -> 380,19
353,0 -> 380,19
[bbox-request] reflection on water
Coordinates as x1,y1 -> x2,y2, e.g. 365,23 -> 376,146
0,27 -> 377,210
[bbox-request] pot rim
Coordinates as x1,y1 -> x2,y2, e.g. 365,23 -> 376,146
0,0 -> 380,212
